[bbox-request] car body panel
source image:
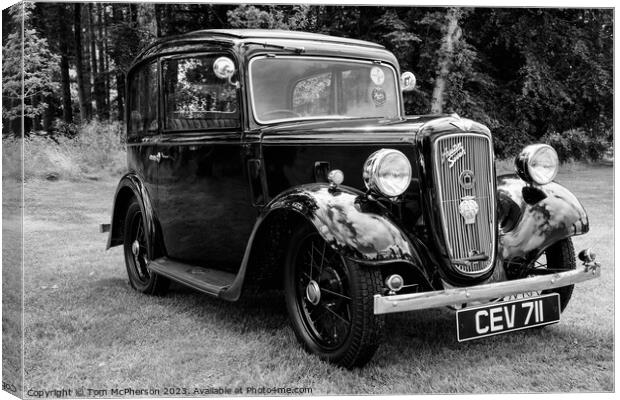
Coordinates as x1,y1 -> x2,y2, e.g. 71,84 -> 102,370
155,132 -> 257,269
258,184 -> 432,284
106,172 -> 160,257
497,174 -> 589,262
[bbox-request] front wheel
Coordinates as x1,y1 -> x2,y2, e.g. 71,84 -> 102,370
506,238 -> 576,313
284,225 -> 385,368
536,238 -> 576,312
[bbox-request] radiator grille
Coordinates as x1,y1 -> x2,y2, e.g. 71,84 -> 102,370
433,134 -> 496,275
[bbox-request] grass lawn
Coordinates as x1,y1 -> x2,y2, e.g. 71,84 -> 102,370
11,164 -> 614,395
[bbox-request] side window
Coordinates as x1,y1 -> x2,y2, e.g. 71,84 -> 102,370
162,55 -> 239,131
128,61 -> 158,138
292,72 -> 332,116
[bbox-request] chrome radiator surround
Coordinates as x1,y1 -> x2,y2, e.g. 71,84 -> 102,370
433,133 -> 497,276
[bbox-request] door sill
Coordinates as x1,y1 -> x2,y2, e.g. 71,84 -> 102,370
148,257 -> 236,297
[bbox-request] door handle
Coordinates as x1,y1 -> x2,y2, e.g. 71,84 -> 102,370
148,153 -> 162,163
148,152 -> 173,163
314,161 -> 330,183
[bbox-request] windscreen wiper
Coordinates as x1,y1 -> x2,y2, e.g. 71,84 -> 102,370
243,41 -> 305,54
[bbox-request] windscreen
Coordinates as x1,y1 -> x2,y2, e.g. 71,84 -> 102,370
250,57 -> 400,123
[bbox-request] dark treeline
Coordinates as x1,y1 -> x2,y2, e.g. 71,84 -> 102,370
1,3 -> 613,158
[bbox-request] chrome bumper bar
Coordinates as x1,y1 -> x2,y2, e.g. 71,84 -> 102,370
374,263 -> 601,315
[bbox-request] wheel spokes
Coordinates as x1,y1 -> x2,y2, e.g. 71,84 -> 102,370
297,234 -> 352,349
320,287 -> 351,301
319,303 -> 351,326
132,213 -> 150,282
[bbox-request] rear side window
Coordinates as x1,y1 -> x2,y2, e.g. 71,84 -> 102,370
128,61 -> 158,138
162,56 -> 239,131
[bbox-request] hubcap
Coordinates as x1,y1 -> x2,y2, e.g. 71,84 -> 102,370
306,280 -> 321,305
128,211 -> 150,284
132,240 -> 140,256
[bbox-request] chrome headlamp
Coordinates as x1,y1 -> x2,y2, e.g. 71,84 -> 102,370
515,144 -> 559,185
363,149 -> 412,197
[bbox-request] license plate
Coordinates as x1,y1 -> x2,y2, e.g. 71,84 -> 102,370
456,293 -> 560,342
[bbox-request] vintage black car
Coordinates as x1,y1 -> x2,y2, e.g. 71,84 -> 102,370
104,29 -> 601,368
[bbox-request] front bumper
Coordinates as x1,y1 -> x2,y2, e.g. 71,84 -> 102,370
374,262 -> 601,315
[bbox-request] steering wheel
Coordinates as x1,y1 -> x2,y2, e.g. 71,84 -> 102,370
261,109 -> 301,120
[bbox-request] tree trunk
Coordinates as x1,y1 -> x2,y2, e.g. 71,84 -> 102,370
430,8 -> 463,114
155,4 -> 163,36
57,5 -> 73,123
88,4 -> 101,119
96,4 -> 108,119
83,9 -> 93,119
116,73 -> 125,122
112,4 -> 125,122
43,94 -> 54,133
129,4 -> 138,24
103,5 -> 111,117
137,3 -> 158,38
59,52 -> 72,123
32,94 -> 41,131
73,4 -> 91,122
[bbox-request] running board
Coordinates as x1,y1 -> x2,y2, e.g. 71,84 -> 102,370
148,257 -> 236,298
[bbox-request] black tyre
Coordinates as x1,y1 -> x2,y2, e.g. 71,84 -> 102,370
284,225 -> 385,368
123,200 -> 169,295
536,238 -> 576,312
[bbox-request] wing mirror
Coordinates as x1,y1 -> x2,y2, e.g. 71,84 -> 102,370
401,71 -> 416,92
213,56 -> 239,88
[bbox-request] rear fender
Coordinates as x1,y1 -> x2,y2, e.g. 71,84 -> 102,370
107,173 -> 164,258
497,174 -> 589,261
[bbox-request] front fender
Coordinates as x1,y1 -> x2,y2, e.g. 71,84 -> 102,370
497,174 -> 589,261
264,184 -> 427,269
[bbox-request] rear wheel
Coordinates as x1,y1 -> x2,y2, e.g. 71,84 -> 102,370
123,200 -> 169,295
284,225 -> 384,368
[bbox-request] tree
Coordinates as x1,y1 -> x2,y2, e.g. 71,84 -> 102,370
31,2 -> 74,124
227,5 -> 317,30
2,2 -> 59,134
3,3 -> 611,158
73,3 -> 91,122
466,8 -> 613,154
90,3 -> 109,119
429,8 -> 465,114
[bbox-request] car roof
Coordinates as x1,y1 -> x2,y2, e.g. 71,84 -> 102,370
132,29 -> 387,67
183,29 -> 385,49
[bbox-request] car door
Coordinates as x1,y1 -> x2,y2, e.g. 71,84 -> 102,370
127,59 -> 159,211
155,53 -> 256,271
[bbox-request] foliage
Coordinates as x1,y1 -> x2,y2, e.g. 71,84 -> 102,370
7,120 -> 126,181
2,4 -> 613,161
375,10 -> 421,54
107,20 -> 152,74
52,119 -> 79,138
541,129 -> 608,162
2,3 -> 59,125
227,5 -> 316,30
466,9 -> 613,153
